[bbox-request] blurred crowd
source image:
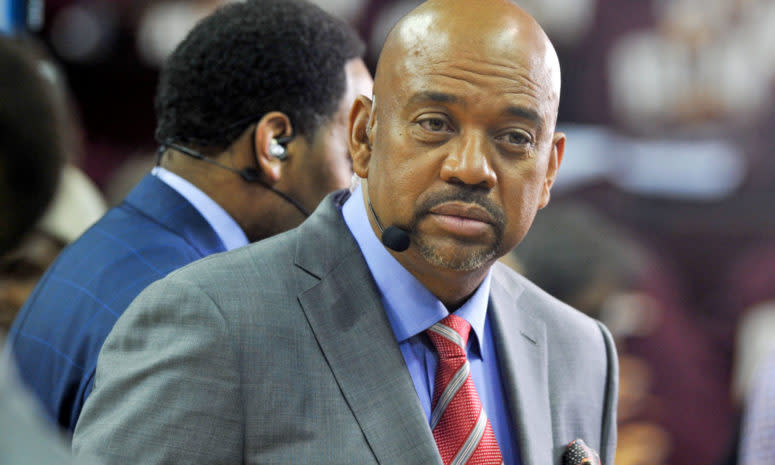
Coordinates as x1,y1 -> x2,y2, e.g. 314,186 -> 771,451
3,1 -> 775,464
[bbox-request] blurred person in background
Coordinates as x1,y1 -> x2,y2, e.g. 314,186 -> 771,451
0,164 -> 106,331
506,203 -> 645,322
0,28 -> 105,332
0,35 -> 72,465
0,33 -> 106,331
8,0 -> 372,432
0,39 -> 63,254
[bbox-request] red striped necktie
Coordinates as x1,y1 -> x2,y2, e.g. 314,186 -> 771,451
426,314 -> 504,465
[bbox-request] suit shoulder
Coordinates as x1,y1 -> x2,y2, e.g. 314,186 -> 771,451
161,227 -> 300,288
25,205 -> 205,300
59,204 -> 200,260
490,262 -> 617,390
491,262 -> 606,339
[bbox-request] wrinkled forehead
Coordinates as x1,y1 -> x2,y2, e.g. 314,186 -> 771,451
374,5 -> 560,110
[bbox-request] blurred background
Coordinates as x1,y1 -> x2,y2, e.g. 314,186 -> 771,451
2,0 -> 775,464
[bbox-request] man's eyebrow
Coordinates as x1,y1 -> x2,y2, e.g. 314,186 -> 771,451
505,106 -> 541,124
408,91 -> 459,105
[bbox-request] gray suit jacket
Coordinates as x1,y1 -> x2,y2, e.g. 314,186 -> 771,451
73,190 -> 618,465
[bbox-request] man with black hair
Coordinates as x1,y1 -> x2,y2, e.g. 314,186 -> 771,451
8,0 -> 372,432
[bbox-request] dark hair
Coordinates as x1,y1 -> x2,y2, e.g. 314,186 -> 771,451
0,38 -> 63,254
155,0 -> 365,149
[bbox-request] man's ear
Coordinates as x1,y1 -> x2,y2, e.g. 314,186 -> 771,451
349,95 -> 374,179
254,111 -> 293,184
538,132 -> 566,209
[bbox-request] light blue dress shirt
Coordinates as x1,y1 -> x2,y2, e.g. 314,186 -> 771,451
152,167 -> 248,251
342,184 -> 520,465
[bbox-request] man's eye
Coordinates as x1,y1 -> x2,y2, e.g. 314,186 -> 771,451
500,130 -> 531,145
419,118 -> 450,132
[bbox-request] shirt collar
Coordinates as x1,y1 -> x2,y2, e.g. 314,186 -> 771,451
341,184 -> 492,356
152,166 -> 248,251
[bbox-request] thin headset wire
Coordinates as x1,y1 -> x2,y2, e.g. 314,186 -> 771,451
367,197 -> 386,234
157,134 -> 310,218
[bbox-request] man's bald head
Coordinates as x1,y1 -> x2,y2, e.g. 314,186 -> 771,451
348,0 -> 567,305
374,0 -> 561,121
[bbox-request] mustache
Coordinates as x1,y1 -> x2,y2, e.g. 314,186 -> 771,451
411,187 -> 506,231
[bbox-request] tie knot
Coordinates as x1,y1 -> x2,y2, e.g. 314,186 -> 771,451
426,314 -> 471,360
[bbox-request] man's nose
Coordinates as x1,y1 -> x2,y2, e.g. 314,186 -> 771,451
439,132 -> 497,189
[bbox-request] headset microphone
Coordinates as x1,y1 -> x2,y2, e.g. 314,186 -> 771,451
381,226 -> 411,252
367,195 -> 411,252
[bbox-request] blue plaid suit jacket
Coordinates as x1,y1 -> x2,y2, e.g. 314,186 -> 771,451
7,173 -> 227,431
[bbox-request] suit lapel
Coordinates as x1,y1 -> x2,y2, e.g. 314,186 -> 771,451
295,192 -> 441,465
489,269 -> 553,465
124,174 -> 226,256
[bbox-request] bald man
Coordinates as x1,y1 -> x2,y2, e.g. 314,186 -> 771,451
72,1 -> 617,464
